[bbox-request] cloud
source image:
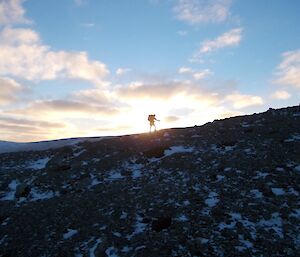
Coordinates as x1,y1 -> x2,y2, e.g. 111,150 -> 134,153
177,30 -> 188,36
116,68 -> 131,76
193,69 -> 212,80
165,115 -> 180,122
0,27 -> 109,85
8,99 -> 119,117
198,28 -> 242,55
0,76 -> 23,105
174,0 -> 231,25
271,90 -> 291,100
0,0 -> 30,25
116,81 -> 207,100
225,92 -> 263,109
178,67 -> 193,74
0,116 -> 65,129
0,115 -> 67,142
178,67 -> 213,80
274,50 -> 300,89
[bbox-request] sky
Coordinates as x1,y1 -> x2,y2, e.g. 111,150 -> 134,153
0,0 -> 299,142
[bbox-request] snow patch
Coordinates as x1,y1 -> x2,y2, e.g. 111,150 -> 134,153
105,247 -> 119,257
284,134 -> 300,142
0,180 -> 19,201
205,192 -> 219,207
89,238 -> 102,257
63,229 -> 78,239
258,212 -> 283,238
73,149 -> 86,157
108,171 -> 124,180
254,171 -> 269,179
27,157 -> 51,170
30,188 -> 59,201
164,146 -> 194,157
176,214 -> 189,222
250,189 -> 263,198
271,188 -> 285,196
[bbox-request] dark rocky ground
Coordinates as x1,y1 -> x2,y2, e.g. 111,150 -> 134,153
0,105 -> 300,257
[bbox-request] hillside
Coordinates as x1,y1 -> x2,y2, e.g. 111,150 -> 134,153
0,106 -> 300,257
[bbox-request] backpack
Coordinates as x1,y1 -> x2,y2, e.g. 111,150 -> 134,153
148,115 -> 154,121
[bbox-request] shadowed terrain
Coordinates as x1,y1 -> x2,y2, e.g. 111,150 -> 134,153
0,106 -> 300,257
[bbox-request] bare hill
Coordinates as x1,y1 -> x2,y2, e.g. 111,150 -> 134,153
0,105 -> 300,257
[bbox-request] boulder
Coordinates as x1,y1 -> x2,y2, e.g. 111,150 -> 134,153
15,184 -> 31,198
151,216 -> 172,232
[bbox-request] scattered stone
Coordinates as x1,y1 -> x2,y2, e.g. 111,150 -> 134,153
151,216 -> 172,232
15,184 -> 31,198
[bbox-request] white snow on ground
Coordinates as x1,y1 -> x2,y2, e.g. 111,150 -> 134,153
241,122 -> 251,128
123,161 -> 143,179
105,247 -> 120,257
182,200 -> 190,206
288,187 -> 299,196
0,180 -> 19,200
218,212 -> 257,239
211,144 -> 235,153
236,235 -> 254,252
120,211 -> 128,219
284,134 -> 300,142
290,209 -> 300,219
63,229 -> 78,240
113,232 -> 122,237
164,146 -> 194,157
73,149 -> 86,157
126,215 -> 147,240
254,171 -> 269,179
27,157 -> 51,170
0,137 -> 106,154
30,188 -> 59,201
176,214 -> 189,222
250,189 -> 263,198
258,212 -> 283,238
205,192 -> 219,207
89,174 -> 101,188
271,188 -> 285,196
216,175 -> 225,182
132,169 -> 142,179
108,171 -> 124,180
121,246 -> 132,253
89,238 -> 102,257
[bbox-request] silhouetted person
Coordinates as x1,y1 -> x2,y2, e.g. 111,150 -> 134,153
148,114 -> 160,132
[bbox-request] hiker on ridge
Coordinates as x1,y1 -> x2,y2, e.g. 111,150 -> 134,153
148,114 -> 160,132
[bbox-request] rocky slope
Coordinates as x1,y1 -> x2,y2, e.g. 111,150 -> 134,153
0,105 -> 300,257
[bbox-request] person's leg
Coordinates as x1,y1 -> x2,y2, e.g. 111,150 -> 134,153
154,124 -> 156,132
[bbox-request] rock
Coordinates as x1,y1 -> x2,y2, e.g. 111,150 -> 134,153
151,216 -> 172,232
141,217 -> 151,224
143,146 -> 169,158
57,164 -> 71,171
73,177 -> 91,191
15,184 -> 31,198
